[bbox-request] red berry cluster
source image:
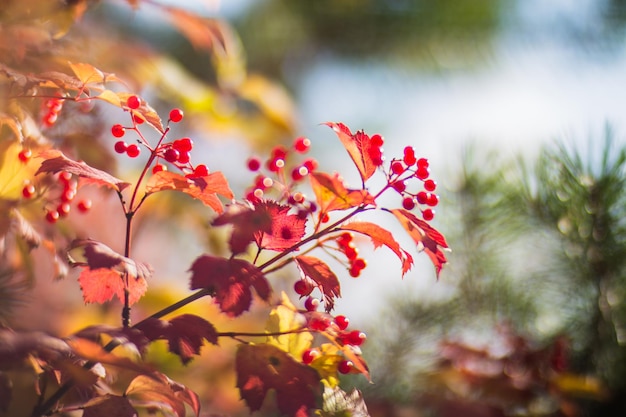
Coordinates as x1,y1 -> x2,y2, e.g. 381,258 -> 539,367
367,133 -> 385,166
244,137 -> 319,217
336,232 -> 367,277
25,171 -> 91,223
388,146 -> 439,221
41,96 -> 64,127
300,313 -> 365,375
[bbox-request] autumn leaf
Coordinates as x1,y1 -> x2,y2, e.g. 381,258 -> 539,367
254,200 -> 306,251
189,255 -> 270,316
82,394 -> 137,417
146,171 -> 233,214
72,325 -> 149,355
69,239 -> 151,305
324,122 -> 379,183
341,221 -> 414,276
265,293 -> 312,359
212,202 -> 273,254
68,61 -> 105,85
340,344 -> 370,381
321,386 -> 370,417
135,314 -> 218,364
236,343 -> 322,417
391,209 -> 449,278
309,172 -> 375,215
126,372 -> 200,417
0,329 -> 72,369
36,150 -> 130,192
295,256 -> 341,312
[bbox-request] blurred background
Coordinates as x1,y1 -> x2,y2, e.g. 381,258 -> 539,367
4,0 -> 626,416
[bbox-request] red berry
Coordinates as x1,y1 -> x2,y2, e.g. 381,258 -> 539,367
334,315 -> 349,330
302,349 -> 319,365
58,171 -> 72,184
402,197 -> 416,210
126,95 -> 141,109
392,181 -> 406,193
173,137 -> 193,152
310,316 -> 331,331
247,157 -> 261,171
349,266 -> 361,278
304,297 -> 319,312
426,193 -> 439,207
294,280 -> 313,296
416,191 -> 428,205
291,167 -> 305,181
77,199 -> 92,212
163,148 -> 179,163
303,158 -> 318,172
267,157 -> 284,172
424,179 -> 437,191
417,158 -> 429,169
403,146 -> 417,166
422,208 -> 435,221
352,258 -> 367,270
45,210 -> 59,223
370,134 -> 384,147
346,330 -> 366,346
126,144 -> 140,158
271,145 -> 288,159
57,202 -> 71,217
152,164 -> 166,174
22,184 -> 35,198
60,189 -> 76,202
415,166 -> 429,180
177,151 -> 190,164
132,114 -> 144,125
169,108 -> 184,123
114,141 -> 127,154
111,124 -> 125,138
337,232 -> 353,246
344,245 -> 358,260
194,164 -> 209,177
391,160 -> 405,175
294,136 -> 311,153
43,112 -> 57,126
18,149 -> 32,163
338,360 -> 353,374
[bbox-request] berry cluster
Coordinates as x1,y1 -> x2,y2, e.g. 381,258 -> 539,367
337,232 -> 367,278
244,137 -> 319,218
388,146 -> 439,221
22,171 -> 91,223
367,133 -> 385,166
41,96 -> 64,127
300,312 -> 365,375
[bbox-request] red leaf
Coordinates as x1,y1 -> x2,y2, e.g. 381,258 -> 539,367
126,372 -> 200,417
212,202 -> 273,254
295,256 -> 340,312
254,200 -> 307,251
391,209 -> 449,278
135,314 -> 218,364
236,343 -> 322,417
82,394 -> 137,417
70,239 -> 151,305
309,172 -> 376,215
341,221 -> 414,276
189,255 -> 270,317
36,150 -> 130,192
146,171 -> 233,214
324,122 -> 379,183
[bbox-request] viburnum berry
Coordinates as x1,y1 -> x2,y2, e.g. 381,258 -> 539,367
247,157 -> 261,171
271,145 -> 288,159
390,160 -> 405,175
60,189 -> 76,202
423,179 -> 437,191
368,146 -> 383,166
346,330 -> 367,346
370,134 -> 384,147
415,166 -> 429,180
133,114 -> 145,125
334,315 -> 349,330
422,208 -> 435,221
169,108 -> 184,123
343,245 -> 358,261
57,202 -> 71,217
194,164 -> 209,177
43,112 -> 58,127
58,171 -> 72,184
173,137 -> 193,152
417,157 -> 429,169
152,164 -> 166,174
114,141 -> 127,154
177,151 -> 190,164
77,199 -> 92,213
402,197 -> 416,210
18,149 -> 32,163
294,280 -> 313,296
426,193 -> 439,207
126,144 -> 141,158
416,191 -> 428,205
352,258 -> 367,270
163,148 -> 179,163
294,136 -> 311,153
22,184 -> 35,199
126,95 -> 141,110
302,349 -> 319,365
392,181 -> 406,193
310,316 -> 331,331
111,124 -> 125,138
338,360 -> 353,374
304,297 -> 319,312
45,210 -> 60,223
403,146 -> 417,166
349,265 -> 362,278
303,158 -> 318,172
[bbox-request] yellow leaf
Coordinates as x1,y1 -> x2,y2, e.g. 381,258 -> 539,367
0,141 -> 38,200
96,90 -> 122,107
552,373 -> 608,400
265,292 -> 312,359
68,61 -> 105,85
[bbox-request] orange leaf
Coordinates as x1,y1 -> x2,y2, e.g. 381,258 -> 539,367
324,122 -> 379,183
391,209 -> 449,278
309,172 -> 375,214
68,61 -> 105,85
295,256 -> 340,311
126,372 -> 200,417
36,150 -> 130,192
341,221 -> 414,276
